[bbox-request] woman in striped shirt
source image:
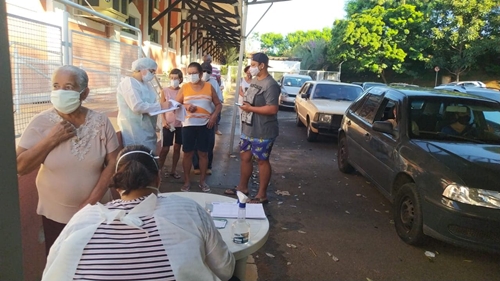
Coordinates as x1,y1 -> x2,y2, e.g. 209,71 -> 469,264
43,145 -> 235,281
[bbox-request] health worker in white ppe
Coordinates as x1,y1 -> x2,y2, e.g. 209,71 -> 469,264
117,57 -> 170,152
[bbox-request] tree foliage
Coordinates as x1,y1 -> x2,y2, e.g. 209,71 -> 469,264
254,0 -> 500,83
258,28 -> 332,57
427,0 -> 500,80
327,4 -> 427,82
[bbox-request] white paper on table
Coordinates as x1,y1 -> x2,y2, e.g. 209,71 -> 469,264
211,202 -> 266,219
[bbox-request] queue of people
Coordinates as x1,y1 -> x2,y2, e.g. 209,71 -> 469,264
16,52 -> 278,280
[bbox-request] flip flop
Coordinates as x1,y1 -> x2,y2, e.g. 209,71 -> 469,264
169,172 -> 181,179
224,187 -> 249,196
248,198 -> 269,204
199,182 -> 211,192
181,185 -> 190,192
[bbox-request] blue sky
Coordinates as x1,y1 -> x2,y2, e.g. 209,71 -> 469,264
246,0 -> 347,35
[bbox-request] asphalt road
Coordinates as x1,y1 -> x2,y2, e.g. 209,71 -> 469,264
251,108 -> 500,281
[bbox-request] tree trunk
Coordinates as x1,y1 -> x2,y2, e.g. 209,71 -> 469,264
380,70 -> 387,84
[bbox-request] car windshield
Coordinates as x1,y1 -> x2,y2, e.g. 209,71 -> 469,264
409,97 -> 500,144
283,77 -> 312,88
312,84 -> 363,101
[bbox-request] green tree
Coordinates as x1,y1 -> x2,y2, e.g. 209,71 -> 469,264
327,5 -> 426,82
294,39 -> 330,70
260,32 -> 287,56
258,28 -> 332,57
428,0 -> 500,80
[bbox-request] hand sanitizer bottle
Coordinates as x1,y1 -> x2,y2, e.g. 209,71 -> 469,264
232,192 -> 250,244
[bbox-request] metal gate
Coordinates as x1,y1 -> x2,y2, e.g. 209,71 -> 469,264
8,14 -> 63,137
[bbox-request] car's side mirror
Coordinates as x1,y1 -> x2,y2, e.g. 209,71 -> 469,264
301,93 -> 309,99
373,121 -> 394,134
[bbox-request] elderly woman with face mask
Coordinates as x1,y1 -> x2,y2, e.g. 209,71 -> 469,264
16,65 -> 120,254
117,57 -> 170,152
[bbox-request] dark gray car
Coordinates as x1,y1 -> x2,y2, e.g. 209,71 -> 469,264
337,86 -> 500,252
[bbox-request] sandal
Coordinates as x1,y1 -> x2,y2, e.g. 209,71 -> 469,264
169,172 -> 181,179
248,198 -> 269,204
224,187 -> 249,196
199,182 -> 211,192
181,185 -> 191,192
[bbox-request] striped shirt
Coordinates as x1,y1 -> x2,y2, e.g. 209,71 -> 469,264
181,82 -> 215,127
73,197 -> 175,281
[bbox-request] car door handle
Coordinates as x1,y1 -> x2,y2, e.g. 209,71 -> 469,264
347,120 -> 351,125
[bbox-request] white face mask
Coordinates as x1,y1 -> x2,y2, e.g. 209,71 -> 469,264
189,74 -> 200,84
249,66 -> 260,77
170,79 -> 180,88
142,71 -> 155,82
50,89 -> 83,114
202,72 -> 211,82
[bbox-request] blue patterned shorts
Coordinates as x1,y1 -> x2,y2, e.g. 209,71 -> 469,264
239,134 -> 276,160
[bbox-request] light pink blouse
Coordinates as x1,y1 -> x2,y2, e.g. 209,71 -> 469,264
163,87 -> 182,128
18,108 -> 119,224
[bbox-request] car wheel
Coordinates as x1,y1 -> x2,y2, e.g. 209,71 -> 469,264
306,120 -> 318,142
337,135 -> 354,173
295,112 -> 304,127
393,183 -> 427,245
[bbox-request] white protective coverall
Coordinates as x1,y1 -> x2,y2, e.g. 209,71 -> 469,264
117,58 -> 161,152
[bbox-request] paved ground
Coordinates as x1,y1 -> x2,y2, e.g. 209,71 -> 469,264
158,97 -> 500,280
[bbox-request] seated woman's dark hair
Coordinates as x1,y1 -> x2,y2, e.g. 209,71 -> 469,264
110,145 -> 159,195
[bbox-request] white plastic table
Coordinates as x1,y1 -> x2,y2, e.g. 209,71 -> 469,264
160,192 -> 269,281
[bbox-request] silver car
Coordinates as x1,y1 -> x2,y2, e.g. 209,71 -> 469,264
278,74 -> 312,108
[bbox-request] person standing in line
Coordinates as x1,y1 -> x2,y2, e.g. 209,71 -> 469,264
224,53 -> 280,204
175,62 -> 222,192
239,65 -> 252,107
158,68 -> 183,179
16,65 -> 120,254
192,63 -> 223,176
116,57 -> 170,152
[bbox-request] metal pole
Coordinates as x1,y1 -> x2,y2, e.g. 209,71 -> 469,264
338,60 -> 345,81
62,7 -> 70,65
434,71 -> 438,87
228,0 -> 248,154
54,0 -> 143,58
0,0 -> 24,279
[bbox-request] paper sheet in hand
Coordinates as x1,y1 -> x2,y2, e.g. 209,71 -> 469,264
148,107 -> 178,116
211,202 -> 266,219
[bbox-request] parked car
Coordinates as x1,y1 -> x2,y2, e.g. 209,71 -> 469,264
337,86 -> 500,252
434,85 -> 500,102
352,81 -> 387,90
438,81 -> 487,88
278,74 -> 312,108
295,81 -> 363,141
389,82 -> 420,87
